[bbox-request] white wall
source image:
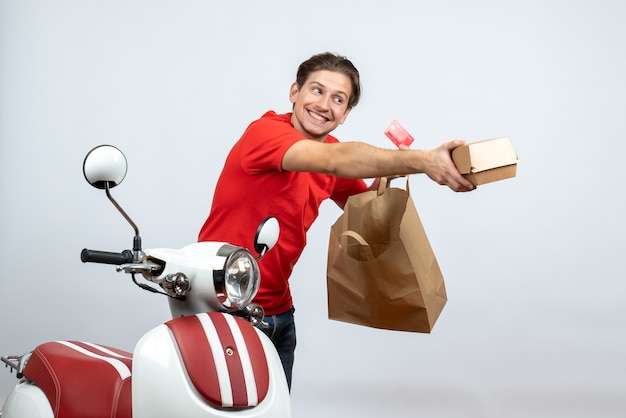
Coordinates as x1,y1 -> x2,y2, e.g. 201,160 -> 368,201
1,1 -> 625,417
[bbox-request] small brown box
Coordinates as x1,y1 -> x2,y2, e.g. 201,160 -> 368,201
452,137 -> 518,186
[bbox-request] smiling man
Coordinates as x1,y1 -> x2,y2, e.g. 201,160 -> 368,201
198,52 -> 474,390
289,69 -> 354,140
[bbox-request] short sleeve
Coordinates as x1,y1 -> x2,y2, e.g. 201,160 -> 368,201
239,112 -> 303,175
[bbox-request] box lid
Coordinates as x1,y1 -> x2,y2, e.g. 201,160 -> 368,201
452,137 -> 518,174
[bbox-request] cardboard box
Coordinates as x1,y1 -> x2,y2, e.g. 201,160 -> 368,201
451,137 -> 518,186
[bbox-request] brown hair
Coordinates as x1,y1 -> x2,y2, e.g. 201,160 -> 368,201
295,52 -> 361,108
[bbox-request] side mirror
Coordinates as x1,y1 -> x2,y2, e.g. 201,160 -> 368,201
253,217 -> 280,261
82,144 -> 141,256
83,145 -> 127,189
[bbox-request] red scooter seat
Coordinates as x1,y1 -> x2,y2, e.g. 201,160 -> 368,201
23,340 -> 132,418
165,312 -> 270,408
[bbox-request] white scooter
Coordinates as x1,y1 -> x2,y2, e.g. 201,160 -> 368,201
1,145 -> 291,418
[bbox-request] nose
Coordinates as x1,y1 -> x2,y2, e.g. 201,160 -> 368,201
315,93 -> 331,111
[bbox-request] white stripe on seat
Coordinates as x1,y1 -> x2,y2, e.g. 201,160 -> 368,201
83,342 -> 132,360
55,341 -> 131,380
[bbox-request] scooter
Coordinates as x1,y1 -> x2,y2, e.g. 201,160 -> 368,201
0,145 -> 291,418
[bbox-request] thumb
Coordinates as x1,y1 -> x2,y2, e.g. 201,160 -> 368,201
446,139 -> 466,151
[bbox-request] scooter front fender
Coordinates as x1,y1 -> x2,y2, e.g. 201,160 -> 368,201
132,312 -> 291,418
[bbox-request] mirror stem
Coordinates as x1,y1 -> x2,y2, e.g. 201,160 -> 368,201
105,182 -> 142,259
256,246 -> 267,262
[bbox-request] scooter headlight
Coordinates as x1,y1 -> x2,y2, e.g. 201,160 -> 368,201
215,247 -> 260,310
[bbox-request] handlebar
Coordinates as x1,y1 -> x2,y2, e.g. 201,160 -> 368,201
81,248 -> 134,265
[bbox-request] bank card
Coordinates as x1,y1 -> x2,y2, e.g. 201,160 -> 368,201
384,120 -> 414,148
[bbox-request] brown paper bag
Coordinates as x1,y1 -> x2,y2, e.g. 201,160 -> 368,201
326,178 -> 447,333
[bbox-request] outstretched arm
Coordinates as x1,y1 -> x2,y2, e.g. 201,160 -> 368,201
282,139 -> 475,192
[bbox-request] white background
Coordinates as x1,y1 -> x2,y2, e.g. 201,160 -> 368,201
1,1 -> 625,417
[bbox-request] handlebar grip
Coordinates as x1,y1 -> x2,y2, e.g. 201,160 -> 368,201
81,249 -> 134,265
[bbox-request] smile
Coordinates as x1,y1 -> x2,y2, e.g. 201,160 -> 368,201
308,110 -> 329,123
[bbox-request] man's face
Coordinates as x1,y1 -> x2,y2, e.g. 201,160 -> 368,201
289,70 -> 353,141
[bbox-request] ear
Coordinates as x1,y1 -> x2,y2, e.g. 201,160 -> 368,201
338,106 -> 353,125
289,82 -> 299,104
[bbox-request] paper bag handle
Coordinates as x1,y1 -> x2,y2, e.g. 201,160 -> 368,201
377,176 -> 410,196
340,230 -> 375,261
341,230 -> 369,246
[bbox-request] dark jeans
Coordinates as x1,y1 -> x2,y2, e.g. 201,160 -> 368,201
256,307 -> 296,391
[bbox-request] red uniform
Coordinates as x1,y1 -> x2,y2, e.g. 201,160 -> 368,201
198,111 -> 367,315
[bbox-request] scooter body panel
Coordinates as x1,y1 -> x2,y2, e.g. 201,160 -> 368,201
132,313 -> 291,417
1,380 -> 53,418
146,243 -> 228,318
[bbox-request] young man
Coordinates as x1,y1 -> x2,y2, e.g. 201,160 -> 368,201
198,52 -> 475,390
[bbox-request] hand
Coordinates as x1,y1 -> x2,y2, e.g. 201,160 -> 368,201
425,140 -> 475,192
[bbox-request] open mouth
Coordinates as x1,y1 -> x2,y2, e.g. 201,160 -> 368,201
308,110 -> 329,123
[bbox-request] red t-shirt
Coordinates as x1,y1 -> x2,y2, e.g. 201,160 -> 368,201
198,111 -> 368,315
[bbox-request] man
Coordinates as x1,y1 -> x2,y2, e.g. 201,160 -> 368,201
198,52 -> 475,390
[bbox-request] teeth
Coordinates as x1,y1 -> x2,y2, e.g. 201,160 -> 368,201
309,110 -> 327,122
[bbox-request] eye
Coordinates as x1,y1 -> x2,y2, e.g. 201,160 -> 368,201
313,87 -> 322,94
333,96 -> 344,104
